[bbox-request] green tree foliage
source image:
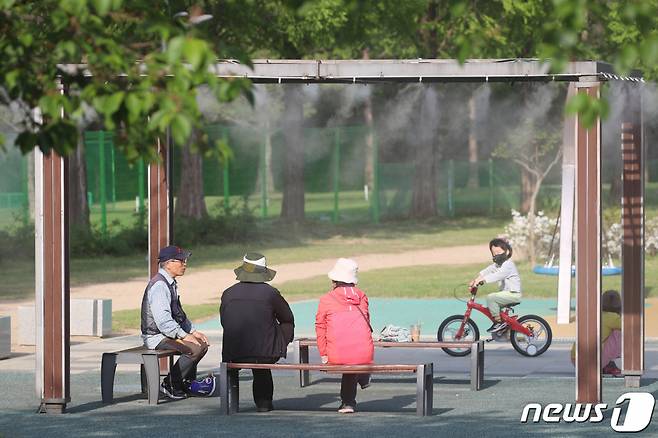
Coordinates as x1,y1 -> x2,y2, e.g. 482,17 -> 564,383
0,0 -> 251,160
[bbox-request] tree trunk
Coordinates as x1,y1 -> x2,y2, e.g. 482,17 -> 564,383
265,119 -> 275,193
411,86 -> 438,218
254,92 -> 276,196
280,85 -> 305,221
608,174 -> 621,203
466,92 -> 479,189
68,132 -> 90,231
176,133 -> 207,219
527,179 -> 542,266
520,169 -> 534,214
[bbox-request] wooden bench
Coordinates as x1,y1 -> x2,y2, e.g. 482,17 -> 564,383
219,362 -> 434,416
101,346 -> 181,405
293,339 -> 485,391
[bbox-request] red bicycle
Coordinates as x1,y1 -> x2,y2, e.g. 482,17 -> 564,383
437,285 -> 552,357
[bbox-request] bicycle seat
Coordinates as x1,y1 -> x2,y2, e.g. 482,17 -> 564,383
502,302 -> 520,308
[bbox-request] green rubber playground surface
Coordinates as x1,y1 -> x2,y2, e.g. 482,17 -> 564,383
197,298 -> 581,336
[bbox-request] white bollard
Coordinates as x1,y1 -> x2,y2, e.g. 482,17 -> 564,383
95,299 -> 112,337
0,316 -> 10,358
70,298 -> 96,336
19,299 -> 112,342
18,306 -> 35,346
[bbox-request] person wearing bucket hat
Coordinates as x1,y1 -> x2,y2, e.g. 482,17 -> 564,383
220,253 -> 294,412
141,245 -> 210,400
316,258 -> 374,414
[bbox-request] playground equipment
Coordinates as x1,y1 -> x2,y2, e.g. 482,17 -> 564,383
437,285 -> 552,357
532,207 -> 622,276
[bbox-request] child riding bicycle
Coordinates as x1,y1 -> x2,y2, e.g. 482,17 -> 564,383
469,238 -> 521,334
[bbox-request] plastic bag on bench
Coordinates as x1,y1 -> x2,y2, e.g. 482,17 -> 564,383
379,325 -> 411,342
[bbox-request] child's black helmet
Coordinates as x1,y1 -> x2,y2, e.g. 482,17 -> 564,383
489,238 -> 513,259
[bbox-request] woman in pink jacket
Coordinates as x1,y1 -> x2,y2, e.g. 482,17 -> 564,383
315,258 -> 374,414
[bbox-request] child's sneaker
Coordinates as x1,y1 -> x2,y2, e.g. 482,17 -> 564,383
487,322 -> 507,333
188,375 -> 216,396
338,403 -> 355,414
359,375 -> 371,389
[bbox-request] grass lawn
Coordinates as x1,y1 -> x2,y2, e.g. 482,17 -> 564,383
111,257 -> 658,332
1,216 -> 505,301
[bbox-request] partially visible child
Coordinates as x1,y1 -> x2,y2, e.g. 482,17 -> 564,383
469,238 -> 521,333
571,290 -> 622,375
315,258 -> 374,414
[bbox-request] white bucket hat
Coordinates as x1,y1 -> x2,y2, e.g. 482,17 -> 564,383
328,258 -> 358,284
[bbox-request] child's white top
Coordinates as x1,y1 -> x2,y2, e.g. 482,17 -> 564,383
479,259 -> 522,293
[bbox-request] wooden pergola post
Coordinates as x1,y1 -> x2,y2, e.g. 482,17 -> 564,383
148,137 -> 172,278
34,149 -> 70,414
621,86 -> 644,388
575,80 -> 602,403
148,137 -> 173,373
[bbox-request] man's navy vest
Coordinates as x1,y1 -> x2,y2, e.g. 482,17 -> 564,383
141,273 -> 189,335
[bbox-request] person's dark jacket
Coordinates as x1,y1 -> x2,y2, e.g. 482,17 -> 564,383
220,282 -> 295,362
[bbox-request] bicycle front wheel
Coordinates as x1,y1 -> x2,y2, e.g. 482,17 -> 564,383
437,315 -> 480,357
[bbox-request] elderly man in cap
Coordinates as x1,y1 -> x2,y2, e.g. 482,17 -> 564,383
141,245 -> 211,400
220,253 -> 295,412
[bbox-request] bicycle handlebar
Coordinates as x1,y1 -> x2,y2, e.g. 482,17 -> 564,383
469,281 -> 484,295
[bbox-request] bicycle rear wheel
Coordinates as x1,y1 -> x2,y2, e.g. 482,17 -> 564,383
510,314 -> 552,357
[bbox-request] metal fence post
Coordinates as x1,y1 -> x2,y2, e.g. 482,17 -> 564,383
448,159 -> 454,217
371,131 -> 380,224
222,128 -> 230,210
110,138 -> 116,207
137,159 -> 145,214
98,131 -> 107,235
332,127 -> 341,224
489,158 -> 494,215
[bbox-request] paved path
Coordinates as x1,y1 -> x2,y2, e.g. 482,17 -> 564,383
2,331 -> 657,379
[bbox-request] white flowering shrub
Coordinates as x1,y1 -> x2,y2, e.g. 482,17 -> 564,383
504,210 -> 559,261
502,210 -> 658,263
603,222 -> 622,260
646,217 -> 658,256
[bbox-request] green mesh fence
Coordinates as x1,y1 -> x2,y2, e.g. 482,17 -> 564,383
0,146 -> 29,228
2,127 -> 658,234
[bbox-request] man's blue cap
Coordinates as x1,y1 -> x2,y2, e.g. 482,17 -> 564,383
158,245 -> 192,263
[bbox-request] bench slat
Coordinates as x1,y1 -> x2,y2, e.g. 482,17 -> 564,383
297,339 -> 474,349
227,362 -> 419,373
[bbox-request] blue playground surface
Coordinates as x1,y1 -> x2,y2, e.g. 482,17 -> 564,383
197,298 -> 578,336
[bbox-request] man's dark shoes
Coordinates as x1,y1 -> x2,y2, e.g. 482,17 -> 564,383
256,401 -> 274,412
160,381 -> 187,400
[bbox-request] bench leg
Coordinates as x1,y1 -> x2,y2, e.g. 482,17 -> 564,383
471,341 -> 484,391
219,363 -> 239,415
416,363 -> 433,416
469,340 -> 484,391
298,344 -> 310,388
142,354 -> 161,405
101,353 -> 117,404
140,365 -> 148,394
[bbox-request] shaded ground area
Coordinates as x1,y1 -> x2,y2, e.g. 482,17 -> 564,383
0,370 -> 656,437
